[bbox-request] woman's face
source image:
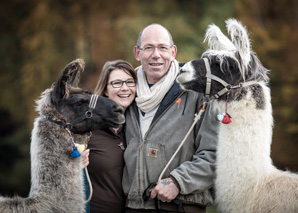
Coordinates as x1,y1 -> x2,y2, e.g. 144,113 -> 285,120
105,69 -> 136,111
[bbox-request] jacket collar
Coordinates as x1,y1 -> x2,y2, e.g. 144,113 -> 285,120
131,81 -> 184,124
153,81 -> 183,122
131,63 -> 185,124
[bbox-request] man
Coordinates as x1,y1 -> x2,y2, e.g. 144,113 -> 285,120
123,23 -> 219,212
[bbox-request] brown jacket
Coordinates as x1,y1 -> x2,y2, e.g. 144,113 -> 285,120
87,126 -> 126,213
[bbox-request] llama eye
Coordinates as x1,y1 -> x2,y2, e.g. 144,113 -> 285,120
75,101 -> 85,106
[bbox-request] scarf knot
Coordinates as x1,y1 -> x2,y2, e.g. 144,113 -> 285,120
135,60 -> 179,113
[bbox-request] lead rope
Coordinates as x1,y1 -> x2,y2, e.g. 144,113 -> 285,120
148,102 -> 207,213
66,127 -> 93,205
158,101 -> 207,181
84,167 -> 93,204
83,94 -> 99,204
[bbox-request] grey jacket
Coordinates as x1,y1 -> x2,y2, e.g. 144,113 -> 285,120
123,81 -> 219,209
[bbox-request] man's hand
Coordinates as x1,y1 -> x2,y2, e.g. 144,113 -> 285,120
150,177 -> 179,202
81,149 -> 90,168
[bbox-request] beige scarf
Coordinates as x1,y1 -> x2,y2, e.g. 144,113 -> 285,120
135,59 -> 179,113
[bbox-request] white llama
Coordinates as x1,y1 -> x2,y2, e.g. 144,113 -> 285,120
177,19 -> 298,213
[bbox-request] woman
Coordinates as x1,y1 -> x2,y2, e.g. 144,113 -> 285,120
85,60 -> 137,213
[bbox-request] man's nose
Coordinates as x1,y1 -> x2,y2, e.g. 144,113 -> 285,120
151,47 -> 161,58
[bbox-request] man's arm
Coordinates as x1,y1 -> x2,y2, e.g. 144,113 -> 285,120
151,101 -> 219,201
170,101 -> 219,195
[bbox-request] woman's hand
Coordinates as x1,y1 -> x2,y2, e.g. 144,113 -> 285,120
81,149 -> 90,168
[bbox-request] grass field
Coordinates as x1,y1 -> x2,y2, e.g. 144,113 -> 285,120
207,206 -> 218,213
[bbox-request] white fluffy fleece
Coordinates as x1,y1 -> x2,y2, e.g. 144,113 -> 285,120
179,18 -> 298,213
214,82 -> 298,213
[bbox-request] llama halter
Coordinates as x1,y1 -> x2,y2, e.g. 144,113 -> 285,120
67,94 -> 99,131
44,94 -> 100,132
203,58 -> 258,124
203,58 -> 258,99
66,94 -> 98,167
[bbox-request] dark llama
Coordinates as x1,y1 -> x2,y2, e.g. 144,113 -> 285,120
0,59 -> 125,213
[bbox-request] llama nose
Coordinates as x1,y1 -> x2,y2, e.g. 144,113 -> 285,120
114,105 -> 124,114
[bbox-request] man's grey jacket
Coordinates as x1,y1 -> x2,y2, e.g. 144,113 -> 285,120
123,80 -> 219,209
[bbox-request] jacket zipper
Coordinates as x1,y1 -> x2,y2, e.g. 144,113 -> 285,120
132,91 -> 185,205
131,108 -> 145,205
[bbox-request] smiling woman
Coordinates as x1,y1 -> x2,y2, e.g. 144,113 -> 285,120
105,71 -> 137,111
85,59 -> 137,213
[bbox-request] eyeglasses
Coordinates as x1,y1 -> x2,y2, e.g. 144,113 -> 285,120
107,79 -> 136,88
137,45 -> 173,54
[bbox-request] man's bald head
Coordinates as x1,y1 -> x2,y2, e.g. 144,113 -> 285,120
136,24 -> 174,48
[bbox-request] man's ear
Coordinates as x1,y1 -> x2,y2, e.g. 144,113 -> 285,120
171,45 -> 177,61
134,46 -> 141,61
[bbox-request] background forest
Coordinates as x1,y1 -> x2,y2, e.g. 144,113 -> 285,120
0,0 -> 297,211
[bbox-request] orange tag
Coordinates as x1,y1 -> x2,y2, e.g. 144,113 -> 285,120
175,98 -> 182,109
148,148 -> 158,157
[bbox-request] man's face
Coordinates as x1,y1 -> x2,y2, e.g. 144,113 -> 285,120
134,25 -> 177,84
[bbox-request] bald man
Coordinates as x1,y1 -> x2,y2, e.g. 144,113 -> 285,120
123,24 -> 219,213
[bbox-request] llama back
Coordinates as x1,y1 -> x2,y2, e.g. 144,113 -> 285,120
0,196 -> 47,213
0,194 -> 84,213
249,169 -> 298,213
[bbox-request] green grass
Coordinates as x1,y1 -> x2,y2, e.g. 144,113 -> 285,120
207,205 -> 218,213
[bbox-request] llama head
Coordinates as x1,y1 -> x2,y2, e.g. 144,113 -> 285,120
177,19 -> 269,101
40,59 -> 125,133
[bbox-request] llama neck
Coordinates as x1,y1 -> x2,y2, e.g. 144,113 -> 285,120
29,117 -> 84,196
216,84 -> 274,180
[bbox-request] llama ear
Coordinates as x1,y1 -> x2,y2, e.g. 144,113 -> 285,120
51,59 -> 85,105
204,23 -> 236,51
226,19 -> 251,69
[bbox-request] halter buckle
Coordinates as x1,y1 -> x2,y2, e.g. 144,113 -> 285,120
65,123 -> 73,130
226,84 -> 232,90
85,110 -> 93,118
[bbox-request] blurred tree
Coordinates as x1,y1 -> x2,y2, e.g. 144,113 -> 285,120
236,0 -> 298,171
0,0 -> 33,196
0,0 -> 297,199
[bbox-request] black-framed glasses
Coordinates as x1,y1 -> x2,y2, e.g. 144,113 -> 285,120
137,44 -> 173,53
107,79 -> 136,88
